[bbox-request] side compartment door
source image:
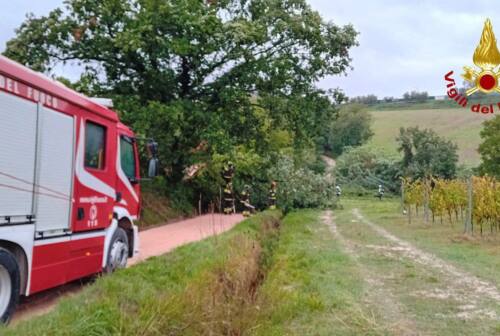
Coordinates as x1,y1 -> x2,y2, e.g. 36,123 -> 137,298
30,106 -> 74,294
34,107 -> 74,237
0,91 -> 37,223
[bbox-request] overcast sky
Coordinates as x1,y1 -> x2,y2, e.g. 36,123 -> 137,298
1,1 -> 499,98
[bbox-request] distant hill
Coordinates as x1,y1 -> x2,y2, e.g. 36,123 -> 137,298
353,94 -> 500,111
364,108 -> 496,167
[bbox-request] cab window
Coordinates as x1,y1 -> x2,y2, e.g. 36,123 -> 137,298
120,136 -> 137,180
85,122 -> 106,170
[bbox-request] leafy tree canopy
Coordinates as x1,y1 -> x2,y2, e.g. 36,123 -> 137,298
4,0 -> 358,208
478,115 -> 500,178
322,103 -> 373,156
402,91 -> 428,102
5,0 -> 356,103
397,126 -> 458,179
349,94 -> 378,104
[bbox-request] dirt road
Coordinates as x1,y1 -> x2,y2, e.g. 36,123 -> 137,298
325,207 -> 500,335
323,210 -> 419,335
12,213 -> 244,325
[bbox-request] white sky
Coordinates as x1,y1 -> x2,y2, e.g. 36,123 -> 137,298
0,0 -> 498,98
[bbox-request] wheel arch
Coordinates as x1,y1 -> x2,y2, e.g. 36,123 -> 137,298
0,241 -> 28,295
111,206 -> 139,259
117,217 -> 135,258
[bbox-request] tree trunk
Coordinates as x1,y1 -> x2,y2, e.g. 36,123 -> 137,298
179,57 -> 192,98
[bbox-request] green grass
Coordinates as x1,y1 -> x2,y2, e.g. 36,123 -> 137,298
334,197 -> 500,335
10,201 -> 500,335
5,211 -> 281,335
253,210 -> 387,336
6,209 -> 386,335
365,108 -> 495,166
346,197 -> 500,289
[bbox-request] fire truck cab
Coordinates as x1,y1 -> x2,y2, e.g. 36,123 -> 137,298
0,56 -> 154,322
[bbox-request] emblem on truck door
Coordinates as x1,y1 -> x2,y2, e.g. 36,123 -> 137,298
88,204 -> 98,228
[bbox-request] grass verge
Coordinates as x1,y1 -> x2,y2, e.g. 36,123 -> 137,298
251,210 -> 386,335
5,211 -> 280,335
6,209 -> 388,335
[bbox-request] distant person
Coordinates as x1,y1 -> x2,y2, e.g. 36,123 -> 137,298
377,184 -> 385,200
222,161 -> 235,183
223,182 -> 235,214
269,181 -> 277,209
221,161 -> 236,214
240,185 -> 254,217
336,185 -> 342,198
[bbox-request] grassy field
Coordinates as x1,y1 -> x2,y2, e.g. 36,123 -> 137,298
255,210 -> 387,335
334,197 -> 500,335
365,108 -> 496,166
350,197 -> 500,290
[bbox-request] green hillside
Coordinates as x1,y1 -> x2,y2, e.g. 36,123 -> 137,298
365,108 -> 495,166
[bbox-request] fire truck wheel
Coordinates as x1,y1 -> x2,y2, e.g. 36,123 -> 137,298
104,228 -> 129,273
0,248 -> 20,323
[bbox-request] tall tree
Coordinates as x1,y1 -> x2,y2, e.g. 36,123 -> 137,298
323,103 -> 373,156
4,0 -> 357,204
5,0 -> 357,104
397,127 -> 458,179
478,115 -> 500,178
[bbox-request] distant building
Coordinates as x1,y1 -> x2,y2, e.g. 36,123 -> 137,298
434,95 -> 447,101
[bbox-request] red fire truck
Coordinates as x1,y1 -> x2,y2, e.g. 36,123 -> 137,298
0,55 -> 157,322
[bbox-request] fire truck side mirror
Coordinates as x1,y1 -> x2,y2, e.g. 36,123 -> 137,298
148,158 -> 159,178
146,140 -> 158,158
146,139 -> 159,178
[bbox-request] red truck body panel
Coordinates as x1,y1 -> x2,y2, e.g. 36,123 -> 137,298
0,56 -> 141,295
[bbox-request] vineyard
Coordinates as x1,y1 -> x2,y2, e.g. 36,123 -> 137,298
402,176 -> 500,235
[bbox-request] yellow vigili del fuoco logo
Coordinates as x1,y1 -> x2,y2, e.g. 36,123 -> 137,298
463,19 -> 500,95
444,19 -> 500,114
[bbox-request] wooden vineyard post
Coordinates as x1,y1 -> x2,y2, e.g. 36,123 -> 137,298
464,177 -> 473,234
219,187 -> 222,214
401,179 -> 405,213
423,177 -> 430,224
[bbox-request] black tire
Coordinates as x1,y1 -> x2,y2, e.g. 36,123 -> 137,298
104,228 -> 129,274
0,248 -> 20,323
